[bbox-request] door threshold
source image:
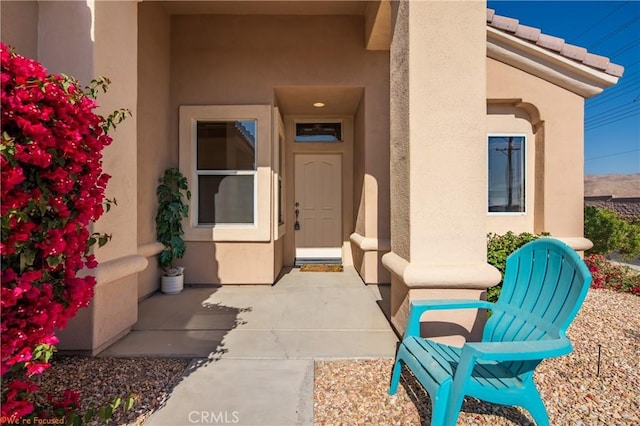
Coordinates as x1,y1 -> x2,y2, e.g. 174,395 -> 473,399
295,258 -> 342,266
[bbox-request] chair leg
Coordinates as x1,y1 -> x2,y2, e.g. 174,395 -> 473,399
522,389 -> 550,426
388,358 -> 403,395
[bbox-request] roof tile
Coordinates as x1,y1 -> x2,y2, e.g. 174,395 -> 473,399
560,43 -> 587,61
487,9 -> 623,78
605,63 -> 625,77
490,15 -> 519,33
583,53 -> 610,70
536,33 -> 565,52
514,24 -> 541,42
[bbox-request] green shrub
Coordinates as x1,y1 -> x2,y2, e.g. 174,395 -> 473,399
486,231 -> 545,303
584,206 -> 640,261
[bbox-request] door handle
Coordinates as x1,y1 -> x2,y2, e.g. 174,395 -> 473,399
294,202 -> 301,230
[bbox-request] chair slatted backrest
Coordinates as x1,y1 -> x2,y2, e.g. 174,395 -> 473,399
484,238 -> 592,344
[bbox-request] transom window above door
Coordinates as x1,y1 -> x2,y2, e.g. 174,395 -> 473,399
295,122 -> 342,142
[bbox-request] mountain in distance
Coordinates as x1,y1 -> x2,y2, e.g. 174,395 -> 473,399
584,174 -> 640,198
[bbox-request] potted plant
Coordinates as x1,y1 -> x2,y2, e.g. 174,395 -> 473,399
156,167 -> 191,294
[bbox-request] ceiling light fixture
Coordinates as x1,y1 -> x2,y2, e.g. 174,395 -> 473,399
313,102 -> 325,108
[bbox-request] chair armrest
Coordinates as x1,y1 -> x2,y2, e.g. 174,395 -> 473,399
463,337 -> 573,361
405,299 -> 494,337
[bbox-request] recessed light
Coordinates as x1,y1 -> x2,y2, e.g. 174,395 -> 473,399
313,102 -> 325,108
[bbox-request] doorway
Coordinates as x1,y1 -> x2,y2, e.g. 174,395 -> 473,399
294,154 -> 342,264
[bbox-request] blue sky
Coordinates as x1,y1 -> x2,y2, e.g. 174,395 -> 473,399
487,1 -> 640,175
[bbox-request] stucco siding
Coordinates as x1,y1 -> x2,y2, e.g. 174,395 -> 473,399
389,0 -> 411,261
137,2 -> 172,298
487,57 -> 586,240
169,14 -> 388,282
1,1 -> 38,59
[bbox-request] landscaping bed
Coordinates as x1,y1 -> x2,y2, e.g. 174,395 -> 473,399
22,288 -> 640,425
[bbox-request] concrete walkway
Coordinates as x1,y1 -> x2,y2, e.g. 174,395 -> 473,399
101,266 -> 398,426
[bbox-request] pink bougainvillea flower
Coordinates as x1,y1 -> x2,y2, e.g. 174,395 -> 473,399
1,42 -> 118,417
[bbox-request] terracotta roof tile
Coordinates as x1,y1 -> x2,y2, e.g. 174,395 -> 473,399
487,8 -> 624,77
536,33 -> 565,52
491,15 -> 519,32
560,44 -> 588,61
605,63 -> 625,77
582,52 -> 610,70
514,24 -> 541,42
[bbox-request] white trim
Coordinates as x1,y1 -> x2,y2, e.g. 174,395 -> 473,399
295,247 -> 342,259
487,133 -> 527,215
487,27 -> 619,98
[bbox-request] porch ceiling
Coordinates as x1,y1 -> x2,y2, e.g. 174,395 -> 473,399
160,1 -> 367,16
274,86 -> 364,116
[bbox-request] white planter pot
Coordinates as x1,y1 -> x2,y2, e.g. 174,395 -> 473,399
161,274 -> 184,294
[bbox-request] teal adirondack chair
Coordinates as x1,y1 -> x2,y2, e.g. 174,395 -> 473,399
388,238 -> 592,426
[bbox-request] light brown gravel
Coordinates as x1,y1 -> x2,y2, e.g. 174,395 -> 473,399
30,357 -> 190,425
314,289 -> 640,425
23,289 -> 639,425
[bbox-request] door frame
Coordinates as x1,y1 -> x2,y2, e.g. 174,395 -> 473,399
283,115 -> 354,267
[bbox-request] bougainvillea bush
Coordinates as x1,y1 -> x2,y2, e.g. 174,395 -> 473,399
585,254 -> 640,296
1,43 -> 127,420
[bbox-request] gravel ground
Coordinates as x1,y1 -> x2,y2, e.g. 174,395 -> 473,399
18,288 -> 640,425
30,357 -> 191,425
314,289 -> 640,425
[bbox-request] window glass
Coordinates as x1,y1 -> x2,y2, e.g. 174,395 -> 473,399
197,121 -> 256,170
196,120 -> 257,225
488,136 -> 525,213
295,122 -> 341,142
198,175 -> 255,224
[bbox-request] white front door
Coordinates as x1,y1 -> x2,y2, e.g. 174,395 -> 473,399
294,154 -> 342,261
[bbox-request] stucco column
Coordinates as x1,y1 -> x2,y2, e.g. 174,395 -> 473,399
383,0 -> 501,344
38,0 -> 145,354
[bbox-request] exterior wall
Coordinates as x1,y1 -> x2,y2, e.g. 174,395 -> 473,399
487,57 -> 586,245
351,51 -> 392,284
585,197 -> 640,220
37,1 -> 94,85
136,2 -> 172,299
385,1 -> 501,340
389,0 -> 411,263
180,242 -> 275,284
1,1 -> 38,59
29,0 -> 144,354
487,103 -> 536,235
170,14 -> 389,283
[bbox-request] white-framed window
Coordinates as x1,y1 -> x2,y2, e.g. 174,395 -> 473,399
196,120 -> 257,225
180,105 -> 271,242
488,134 -> 526,213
